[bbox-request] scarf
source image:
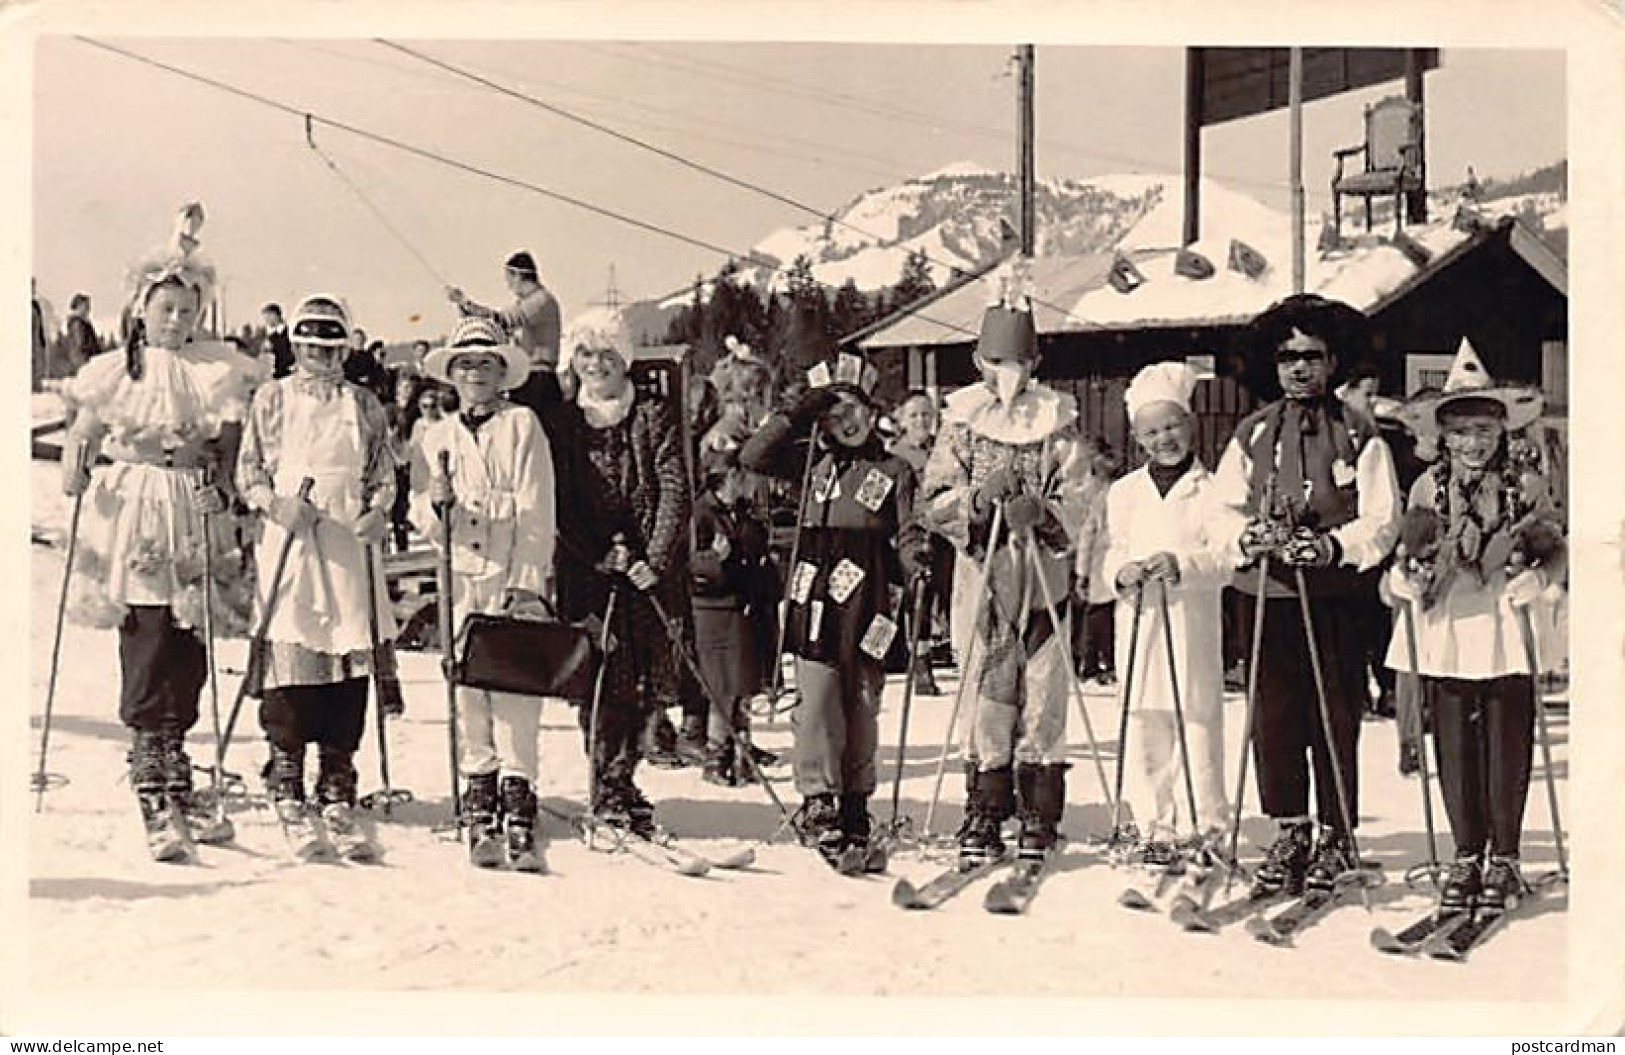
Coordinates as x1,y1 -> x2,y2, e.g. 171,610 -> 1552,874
288,368 -> 345,403
578,381 -> 635,429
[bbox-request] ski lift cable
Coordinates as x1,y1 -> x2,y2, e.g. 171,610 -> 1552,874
75,37 -> 979,344
306,121 -> 450,288
381,41 -> 1089,330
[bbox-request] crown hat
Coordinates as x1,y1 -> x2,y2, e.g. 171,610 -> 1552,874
1397,338 -> 1544,443
423,316 -> 531,390
807,351 -> 880,404
126,203 -> 217,313
976,254 -> 1039,364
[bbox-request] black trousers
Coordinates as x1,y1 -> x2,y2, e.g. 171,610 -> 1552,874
259,678 -> 369,754
1429,675 -> 1535,858
1243,592 -> 1365,831
118,606 -> 206,733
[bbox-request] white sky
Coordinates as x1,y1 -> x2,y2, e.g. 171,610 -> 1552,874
32,39 -> 1563,341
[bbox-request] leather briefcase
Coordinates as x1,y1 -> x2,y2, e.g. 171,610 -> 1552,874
451,604 -> 600,703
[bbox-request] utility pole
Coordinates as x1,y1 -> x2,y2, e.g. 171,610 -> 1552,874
592,264 -> 622,312
1288,47 -> 1305,294
1017,45 -> 1035,256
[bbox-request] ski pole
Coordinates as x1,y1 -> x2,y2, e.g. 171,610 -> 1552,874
1025,533 -> 1114,814
361,544 -> 411,816
766,425 -> 821,712
1400,599 -> 1442,887
582,586 -> 619,849
643,587 -> 796,833
195,461 -> 233,836
33,441 -> 92,810
889,576 -> 930,839
433,449 -> 464,840
1109,585 -> 1145,844
218,477 -> 315,770
1513,602 -> 1569,879
1293,565 -> 1372,910
1223,557 -> 1272,893
921,502 -> 1005,843
1157,578 -> 1202,845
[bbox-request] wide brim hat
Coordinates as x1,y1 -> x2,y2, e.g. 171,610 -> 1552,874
424,316 -> 530,390
1239,293 -> 1372,401
1396,338 -> 1545,442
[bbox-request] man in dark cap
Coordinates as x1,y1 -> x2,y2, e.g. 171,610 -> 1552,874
262,302 -> 294,379
1211,294 -> 1401,899
447,251 -> 563,419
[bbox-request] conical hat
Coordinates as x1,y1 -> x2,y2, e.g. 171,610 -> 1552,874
1397,338 -> 1544,441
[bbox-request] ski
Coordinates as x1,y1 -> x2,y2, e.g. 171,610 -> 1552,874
467,820 -> 507,869
1430,880 -> 1559,962
835,839 -> 890,877
1118,859 -> 1190,912
1247,872 -> 1377,947
138,793 -> 192,864
275,800 -> 335,862
984,851 -> 1057,915
178,792 -> 236,846
892,855 -> 1011,910
1169,887 -> 1287,933
1370,908 -> 1472,955
321,803 -> 382,864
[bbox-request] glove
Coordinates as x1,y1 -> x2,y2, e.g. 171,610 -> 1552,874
61,446 -> 92,497
973,466 -> 1020,517
1239,518 -> 1285,561
626,560 -> 659,592
788,387 -> 840,428
352,508 -> 390,545
1387,568 -> 1421,603
1281,528 -> 1341,569
1002,493 -> 1046,534
1505,568 -> 1544,608
711,533 -> 732,560
597,539 -> 633,576
1115,560 -> 1146,594
1143,551 -> 1181,586
269,494 -> 317,534
192,483 -> 228,517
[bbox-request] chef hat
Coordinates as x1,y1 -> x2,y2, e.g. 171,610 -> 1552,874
1124,360 -> 1200,421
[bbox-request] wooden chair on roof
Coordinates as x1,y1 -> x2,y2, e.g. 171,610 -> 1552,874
1332,95 -> 1423,238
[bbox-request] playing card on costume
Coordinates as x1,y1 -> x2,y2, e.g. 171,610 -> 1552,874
807,361 -> 833,389
834,353 -> 864,386
790,561 -> 818,605
854,467 -> 894,512
812,464 -> 840,503
826,558 -> 866,604
858,613 -> 899,661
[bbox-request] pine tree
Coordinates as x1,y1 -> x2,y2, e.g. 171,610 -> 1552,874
892,248 -> 937,308
829,278 -> 869,342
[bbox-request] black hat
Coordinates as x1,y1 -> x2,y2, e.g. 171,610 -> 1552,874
505,251 -> 538,278
1240,293 -> 1373,401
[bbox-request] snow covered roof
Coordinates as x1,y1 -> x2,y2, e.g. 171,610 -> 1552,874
859,212 -> 1565,350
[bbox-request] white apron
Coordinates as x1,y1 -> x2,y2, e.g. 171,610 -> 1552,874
259,386 -> 395,654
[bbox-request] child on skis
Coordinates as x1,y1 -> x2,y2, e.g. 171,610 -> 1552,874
740,352 -> 929,868
919,261 -> 1089,870
689,442 -> 778,787
1386,340 -> 1564,911
1100,362 -> 1231,863
235,294 -> 398,859
60,204 -> 260,859
411,316 -> 558,868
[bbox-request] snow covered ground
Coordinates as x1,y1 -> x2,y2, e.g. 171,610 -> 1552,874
19,459 -> 1575,1032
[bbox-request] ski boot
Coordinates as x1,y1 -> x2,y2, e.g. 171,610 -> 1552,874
317,749 -> 379,862
268,743 -> 331,862
1250,819 -> 1313,898
911,664 -> 942,698
836,793 -> 885,875
955,765 -> 1013,869
1479,854 -> 1528,911
702,739 -> 738,788
463,771 -> 505,868
1014,762 -> 1066,870
130,730 -> 190,863
500,775 -> 544,873
675,714 -> 710,767
158,731 -> 231,846
641,710 -> 686,770
1304,828 -> 1358,892
795,793 -> 844,866
1439,850 -> 1484,913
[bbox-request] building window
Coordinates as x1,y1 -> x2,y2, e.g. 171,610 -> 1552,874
1541,339 -> 1567,413
1405,352 -> 1456,397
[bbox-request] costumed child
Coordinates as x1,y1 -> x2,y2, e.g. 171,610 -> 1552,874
1099,361 -> 1231,863
1385,339 -> 1564,911
546,307 -> 690,839
411,316 -> 558,869
689,436 -> 779,788
919,260 -> 1089,868
60,204 -> 260,860
740,352 -> 928,869
236,294 -> 398,860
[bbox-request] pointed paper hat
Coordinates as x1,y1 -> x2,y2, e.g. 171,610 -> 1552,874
1397,337 -> 1545,440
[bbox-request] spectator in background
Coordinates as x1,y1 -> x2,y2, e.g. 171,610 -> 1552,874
1070,435 -> 1118,684
343,327 -> 386,398
1340,362 -> 1399,722
63,294 -> 104,372
888,391 -> 947,696
262,303 -> 294,379
447,251 -> 563,419
32,279 -> 49,391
